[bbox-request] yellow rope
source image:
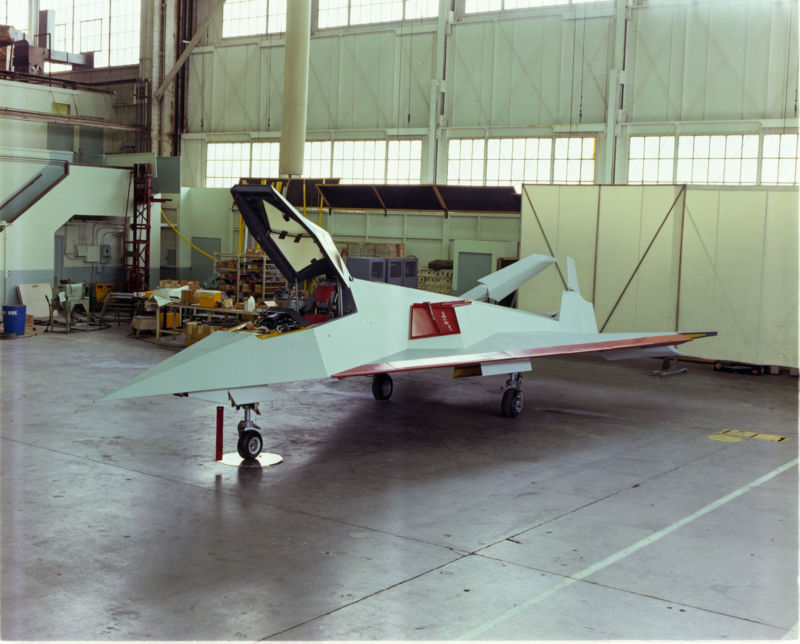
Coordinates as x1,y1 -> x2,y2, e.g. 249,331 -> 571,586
160,209 -> 215,260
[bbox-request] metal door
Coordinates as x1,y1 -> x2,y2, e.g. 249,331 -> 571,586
457,251 -> 492,294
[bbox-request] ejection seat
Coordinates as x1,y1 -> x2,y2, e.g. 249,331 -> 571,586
303,281 -> 338,325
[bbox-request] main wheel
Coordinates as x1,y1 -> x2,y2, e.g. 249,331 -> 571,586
501,388 -> 523,418
237,430 -> 263,460
372,373 -> 393,400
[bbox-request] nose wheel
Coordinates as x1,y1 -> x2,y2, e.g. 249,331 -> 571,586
236,403 -> 263,460
501,372 -> 524,418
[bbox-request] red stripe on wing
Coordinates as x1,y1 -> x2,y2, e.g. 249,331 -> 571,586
333,333 -> 690,378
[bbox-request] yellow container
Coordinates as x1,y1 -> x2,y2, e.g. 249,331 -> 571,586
95,283 -> 114,303
195,290 -> 222,308
160,311 -> 181,328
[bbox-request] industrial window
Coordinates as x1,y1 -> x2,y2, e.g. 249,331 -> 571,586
222,0 -> 266,37
242,141 -> 335,179
2,1 -> 28,33
332,140 -> 387,183
318,0 -> 437,29
386,140 -> 422,184
79,17 -> 102,53
221,0 -> 285,37
251,141 -> 280,179
350,0 -> 402,25
447,139 -> 485,186
108,0 -> 139,66
303,141 -> 333,178
627,136 -> 675,184
206,142 -> 250,188
206,138 -> 423,186
38,0 -> 140,67
761,134 -> 800,185
676,135 -> 758,185
553,137 -> 595,184
486,138 -> 552,190
465,0 -> 597,12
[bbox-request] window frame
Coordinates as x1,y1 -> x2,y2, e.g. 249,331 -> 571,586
205,137 -> 424,187
446,135 -> 597,188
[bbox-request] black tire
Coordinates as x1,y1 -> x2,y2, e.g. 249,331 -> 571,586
372,373 -> 393,400
501,388 -> 522,418
237,430 -> 263,460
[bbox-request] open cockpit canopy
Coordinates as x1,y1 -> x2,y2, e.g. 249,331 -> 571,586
231,183 -> 351,284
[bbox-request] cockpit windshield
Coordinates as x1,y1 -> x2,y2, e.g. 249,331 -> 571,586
232,183 -> 351,284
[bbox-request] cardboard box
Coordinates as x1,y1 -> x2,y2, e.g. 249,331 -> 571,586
180,289 -> 197,304
184,322 -> 217,346
184,321 -> 198,346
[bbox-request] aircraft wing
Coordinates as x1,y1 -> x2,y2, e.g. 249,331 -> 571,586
332,330 -> 710,378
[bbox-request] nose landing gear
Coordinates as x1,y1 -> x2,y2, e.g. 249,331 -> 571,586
236,403 -> 263,460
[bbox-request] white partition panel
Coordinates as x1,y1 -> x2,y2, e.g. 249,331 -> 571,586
520,184 -> 799,367
679,188 -> 798,366
594,186 -> 683,333
518,186 -> 600,315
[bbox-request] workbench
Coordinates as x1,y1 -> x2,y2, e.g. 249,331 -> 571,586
156,303 -> 259,339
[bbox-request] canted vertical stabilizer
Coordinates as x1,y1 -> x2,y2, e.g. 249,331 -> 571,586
559,257 -> 598,333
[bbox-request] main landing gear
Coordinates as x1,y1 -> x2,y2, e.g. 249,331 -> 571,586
372,373 -> 393,400
501,372 -> 524,418
236,403 -> 263,460
369,371 -> 524,418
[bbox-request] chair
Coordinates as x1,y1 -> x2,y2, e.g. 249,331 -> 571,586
303,283 -> 337,325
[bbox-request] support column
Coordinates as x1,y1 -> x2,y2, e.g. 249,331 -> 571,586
428,0 -> 452,184
160,0 -> 178,155
143,0 -> 178,155
279,0 -> 312,177
602,0 -> 629,184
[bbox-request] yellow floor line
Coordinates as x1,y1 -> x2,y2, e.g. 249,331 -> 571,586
713,428 -> 791,443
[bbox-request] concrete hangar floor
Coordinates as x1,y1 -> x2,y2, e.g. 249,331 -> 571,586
1,325 -> 797,640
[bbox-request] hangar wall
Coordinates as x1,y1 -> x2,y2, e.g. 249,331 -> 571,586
518,184 -> 798,368
0,165 -> 146,305
324,208 -> 520,268
175,186 -> 520,279
0,79 -> 117,201
182,0 -> 796,186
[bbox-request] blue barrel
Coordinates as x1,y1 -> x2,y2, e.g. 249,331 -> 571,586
2,305 -> 27,335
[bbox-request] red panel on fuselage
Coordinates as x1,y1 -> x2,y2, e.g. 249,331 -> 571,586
409,301 -> 472,340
